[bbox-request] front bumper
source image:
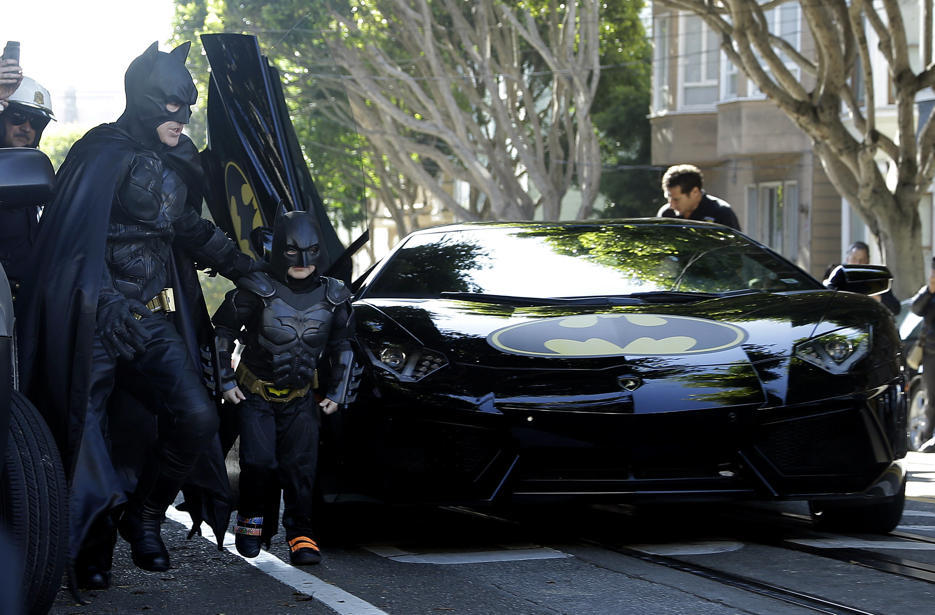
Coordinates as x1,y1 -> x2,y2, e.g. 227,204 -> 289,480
351,378 -> 907,505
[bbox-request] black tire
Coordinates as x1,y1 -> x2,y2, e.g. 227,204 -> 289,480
809,479 -> 906,534
907,379 -> 933,451
1,390 -> 68,615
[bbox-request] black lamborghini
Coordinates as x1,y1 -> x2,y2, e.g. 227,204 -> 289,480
334,220 -> 907,533
195,34 -> 907,534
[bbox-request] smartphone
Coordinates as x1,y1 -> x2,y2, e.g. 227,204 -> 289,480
2,41 -> 20,62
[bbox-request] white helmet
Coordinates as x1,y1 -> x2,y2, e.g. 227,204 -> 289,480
6,76 -> 54,119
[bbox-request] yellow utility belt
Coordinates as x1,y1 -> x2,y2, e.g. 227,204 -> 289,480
134,288 -> 176,319
235,363 -> 314,403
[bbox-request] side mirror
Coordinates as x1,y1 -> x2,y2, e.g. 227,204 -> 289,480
249,226 -> 273,261
0,148 -> 55,207
823,264 -> 892,296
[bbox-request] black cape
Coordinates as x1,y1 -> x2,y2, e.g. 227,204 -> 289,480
18,124 -> 231,559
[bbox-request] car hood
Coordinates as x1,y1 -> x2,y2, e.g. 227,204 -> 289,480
355,291 -> 895,412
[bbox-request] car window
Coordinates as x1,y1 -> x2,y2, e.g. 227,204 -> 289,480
364,224 -> 820,299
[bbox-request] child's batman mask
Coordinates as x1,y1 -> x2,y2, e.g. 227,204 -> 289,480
271,211 -> 324,282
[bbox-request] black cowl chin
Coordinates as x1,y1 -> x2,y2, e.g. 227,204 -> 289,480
270,211 -> 325,284
116,41 -> 197,149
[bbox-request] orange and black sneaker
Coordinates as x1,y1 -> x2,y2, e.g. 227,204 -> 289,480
287,535 -> 322,566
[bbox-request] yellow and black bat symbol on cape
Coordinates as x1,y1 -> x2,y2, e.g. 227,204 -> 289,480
225,161 -> 264,255
487,313 -> 747,358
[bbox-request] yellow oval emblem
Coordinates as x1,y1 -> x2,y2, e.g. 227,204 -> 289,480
487,313 -> 747,358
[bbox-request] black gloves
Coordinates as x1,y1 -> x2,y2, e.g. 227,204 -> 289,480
96,294 -> 152,360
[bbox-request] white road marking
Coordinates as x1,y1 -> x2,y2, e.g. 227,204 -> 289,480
901,510 -> 935,518
896,525 -> 935,531
627,541 -> 745,556
165,506 -> 388,615
787,537 -> 935,550
364,544 -> 570,564
905,482 -> 935,498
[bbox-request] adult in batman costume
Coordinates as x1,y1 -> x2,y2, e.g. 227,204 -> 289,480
17,42 -> 255,591
212,211 -> 355,566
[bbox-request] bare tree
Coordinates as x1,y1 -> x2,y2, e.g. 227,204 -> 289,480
657,0 -> 935,296
323,0 -> 603,223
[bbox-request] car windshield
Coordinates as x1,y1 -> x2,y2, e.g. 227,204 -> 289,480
364,223 -> 821,299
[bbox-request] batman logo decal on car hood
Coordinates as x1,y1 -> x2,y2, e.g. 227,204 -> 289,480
487,313 -> 747,358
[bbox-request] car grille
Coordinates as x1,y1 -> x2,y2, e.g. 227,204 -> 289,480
755,407 -> 879,476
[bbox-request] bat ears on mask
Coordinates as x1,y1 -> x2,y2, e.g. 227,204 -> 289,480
170,41 -> 191,63
137,41 -> 191,64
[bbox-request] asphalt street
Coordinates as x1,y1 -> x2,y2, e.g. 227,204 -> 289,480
47,452 -> 935,615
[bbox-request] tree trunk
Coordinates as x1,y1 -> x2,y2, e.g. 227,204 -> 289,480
656,0 -> 935,300
878,206 -> 926,300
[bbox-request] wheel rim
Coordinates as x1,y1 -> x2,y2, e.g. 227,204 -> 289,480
908,385 -> 930,450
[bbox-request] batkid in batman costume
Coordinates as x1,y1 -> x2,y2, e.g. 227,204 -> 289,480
17,42 -> 254,591
212,211 -> 355,566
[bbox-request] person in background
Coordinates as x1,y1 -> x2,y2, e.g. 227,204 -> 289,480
0,76 -> 55,303
0,76 -> 53,148
656,164 -> 741,231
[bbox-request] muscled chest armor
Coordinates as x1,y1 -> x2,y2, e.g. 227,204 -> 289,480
106,152 -> 188,302
241,280 -> 338,387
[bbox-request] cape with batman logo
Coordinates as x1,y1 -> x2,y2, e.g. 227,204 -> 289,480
17,124 -> 232,559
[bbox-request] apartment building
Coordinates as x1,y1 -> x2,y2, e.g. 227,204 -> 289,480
650,1 -> 935,278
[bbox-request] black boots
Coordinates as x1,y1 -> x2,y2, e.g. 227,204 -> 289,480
118,505 -> 171,571
234,514 -> 264,558
118,462 -> 184,572
75,519 -> 117,589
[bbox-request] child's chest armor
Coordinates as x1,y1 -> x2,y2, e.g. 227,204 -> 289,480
256,284 -> 335,355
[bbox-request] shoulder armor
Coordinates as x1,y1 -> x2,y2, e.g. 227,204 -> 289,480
235,271 -> 276,297
322,276 -> 352,305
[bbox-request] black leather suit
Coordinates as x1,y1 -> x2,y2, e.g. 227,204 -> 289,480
105,151 -> 246,304
34,42 -> 257,583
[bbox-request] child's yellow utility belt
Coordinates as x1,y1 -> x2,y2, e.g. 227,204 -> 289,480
235,363 -> 315,403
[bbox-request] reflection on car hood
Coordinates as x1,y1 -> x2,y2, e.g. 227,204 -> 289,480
356,291 -> 894,411
360,293 -> 825,365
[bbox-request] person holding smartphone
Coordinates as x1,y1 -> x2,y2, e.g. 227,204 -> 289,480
0,41 -> 23,110
0,41 -> 54,305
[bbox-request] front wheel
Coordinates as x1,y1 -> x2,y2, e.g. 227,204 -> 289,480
1,390 -> 68,615
809,479 -> 906,534
908,379 -> 933,451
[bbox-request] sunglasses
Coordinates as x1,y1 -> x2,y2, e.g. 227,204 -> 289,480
5,110 -> 50,131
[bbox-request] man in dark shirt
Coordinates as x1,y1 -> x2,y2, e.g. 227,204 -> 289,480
656,164 -> 741,231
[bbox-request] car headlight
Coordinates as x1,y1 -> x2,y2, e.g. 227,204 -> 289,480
794,327 -> 871,374
367,342 -> 448,382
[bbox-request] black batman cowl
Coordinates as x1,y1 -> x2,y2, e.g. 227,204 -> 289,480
115,41 -> 197,149
270,211 -> 326,286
